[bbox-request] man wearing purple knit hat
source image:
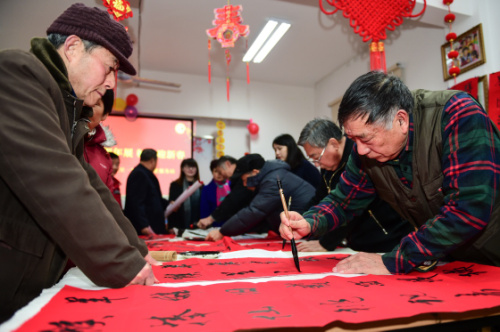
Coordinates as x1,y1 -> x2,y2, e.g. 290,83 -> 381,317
0,3 -> 156,323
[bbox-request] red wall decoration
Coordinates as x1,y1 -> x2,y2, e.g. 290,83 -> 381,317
319,0 -> 426,72
488,71 -> 500,129
450,77 -> 479,100
206,3 -> 250,101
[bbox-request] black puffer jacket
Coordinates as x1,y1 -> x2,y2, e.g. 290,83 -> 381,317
220,160 -> 315,236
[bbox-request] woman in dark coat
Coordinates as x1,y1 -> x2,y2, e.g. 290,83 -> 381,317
272,134 -> 321,188
168,158 -> 202,231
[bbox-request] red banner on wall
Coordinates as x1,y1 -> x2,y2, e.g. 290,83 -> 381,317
451,77 -> 479,100
488,71 -> 500,129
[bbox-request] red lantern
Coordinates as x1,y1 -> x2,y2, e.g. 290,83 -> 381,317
444,13 -> 455,23
446,32 -> 457,42
247,119 -> 259,135
126,93 -> 138,106
444,0 -> 459,82
449,65 -> 460,77
447,50 -> 459,59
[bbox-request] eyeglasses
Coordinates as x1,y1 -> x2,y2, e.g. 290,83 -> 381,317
308,146 -> 326,164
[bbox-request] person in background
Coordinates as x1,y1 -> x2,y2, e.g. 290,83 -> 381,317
63,89 -> 117,275
281,71 -> 500,275
0,3 -> 157,322
83,89 -> 115,196
199,159 -> 231,228
168,158 -> 202,232
197,155 -> 254,230
296,118 -> 413,253
109,152 -> 123,208
272,133 -> 321,188
206,154 -> 315,241
124,149 -> 168,235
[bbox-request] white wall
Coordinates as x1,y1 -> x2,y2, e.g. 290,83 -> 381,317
118,70 -> 314,164
449,0 -> 500,85
118,0 -> 500,183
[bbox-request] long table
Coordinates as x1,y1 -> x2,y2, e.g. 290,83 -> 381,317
2,238 -> 500,332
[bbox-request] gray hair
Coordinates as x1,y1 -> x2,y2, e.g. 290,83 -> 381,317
338,71 -> 414,130
297,118 -> 343,148
47,33 -> 99,52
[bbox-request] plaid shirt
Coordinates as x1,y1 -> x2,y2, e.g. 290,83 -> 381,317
304,92 -> 500,273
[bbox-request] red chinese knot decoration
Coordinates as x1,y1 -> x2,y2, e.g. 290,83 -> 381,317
444,0 -> 460,82
102,0 -> 133,22
319,0 -> 426,73
206,3 -> 250,101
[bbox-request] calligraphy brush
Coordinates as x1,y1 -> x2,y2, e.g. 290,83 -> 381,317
282,196 -> 292,250
277,176 -> 301,272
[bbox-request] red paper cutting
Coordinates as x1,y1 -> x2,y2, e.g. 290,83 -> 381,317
16,261 -> 500,332
102,0 -> 133,22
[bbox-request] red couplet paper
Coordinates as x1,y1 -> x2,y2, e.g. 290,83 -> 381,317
145,236 -> 298,252
16,261 -> 500,332
234,238 -> 297,251
153,254 -> 348,283
139,234 -> 175,241
488,71 -> 500,129
450,77 -> 479,100
145,237 -> 243,252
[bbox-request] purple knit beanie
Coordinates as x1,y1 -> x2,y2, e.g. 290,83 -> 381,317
46,3 -> 136,75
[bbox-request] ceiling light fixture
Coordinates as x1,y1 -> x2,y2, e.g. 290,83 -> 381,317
242,19 -> 291,63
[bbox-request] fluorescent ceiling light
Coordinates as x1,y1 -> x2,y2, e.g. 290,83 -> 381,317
242,20 -> 291,63
242,20 -> 278,62
253,22 -> 290,63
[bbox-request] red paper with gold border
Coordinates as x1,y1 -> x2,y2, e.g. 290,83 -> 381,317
16,261 -> 500,331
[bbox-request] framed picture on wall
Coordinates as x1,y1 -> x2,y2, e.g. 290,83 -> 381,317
441,23 -> 486,81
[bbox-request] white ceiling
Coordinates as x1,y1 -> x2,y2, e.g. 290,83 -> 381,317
0,0 -> 452,88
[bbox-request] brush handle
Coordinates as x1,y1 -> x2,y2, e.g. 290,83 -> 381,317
279,188 -> 290,219
150,251 -> 177,262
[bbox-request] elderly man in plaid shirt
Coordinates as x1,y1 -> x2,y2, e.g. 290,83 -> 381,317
280,71 -> 500,275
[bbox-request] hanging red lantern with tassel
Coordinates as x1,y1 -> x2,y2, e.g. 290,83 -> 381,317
319,0 -> 426,73
206,3 -> 250,101
443,0 -> 460,82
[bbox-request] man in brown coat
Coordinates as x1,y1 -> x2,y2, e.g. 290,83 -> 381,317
0,3 -> 157,322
